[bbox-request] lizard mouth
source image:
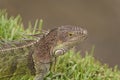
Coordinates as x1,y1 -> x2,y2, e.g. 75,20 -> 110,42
71,35 -> 87,47
70,29 -> 88,42
69,35 -> 87,44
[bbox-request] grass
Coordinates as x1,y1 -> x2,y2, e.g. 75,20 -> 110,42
0,10 -> 120,80
0,10 -> 43,41
45,49 -> 120,80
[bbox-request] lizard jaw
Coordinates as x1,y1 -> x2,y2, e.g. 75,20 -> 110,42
53,26 -> 88,57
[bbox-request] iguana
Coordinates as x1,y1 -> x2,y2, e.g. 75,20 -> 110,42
0,25 -> 87,80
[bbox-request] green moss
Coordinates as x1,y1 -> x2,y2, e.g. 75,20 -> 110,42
45,50 -> 120,80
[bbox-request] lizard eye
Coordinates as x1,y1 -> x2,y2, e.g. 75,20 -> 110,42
68,33 -> 74,36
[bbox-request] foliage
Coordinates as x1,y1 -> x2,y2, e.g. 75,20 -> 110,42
45,50 -> 120,80
0,10 -> 43,41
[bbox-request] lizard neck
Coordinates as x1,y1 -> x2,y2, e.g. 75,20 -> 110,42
33,28 -> 58,63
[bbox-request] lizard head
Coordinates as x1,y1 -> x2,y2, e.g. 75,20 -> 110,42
53,25 -> 88,56
57,25 -> 87,43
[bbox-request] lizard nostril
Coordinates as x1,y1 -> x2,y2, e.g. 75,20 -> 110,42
83,29 -> 88,35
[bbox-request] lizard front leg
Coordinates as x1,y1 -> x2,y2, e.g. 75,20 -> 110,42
33,63 -> 50,80
50,48 -> 65,72
32,52 -> 51,80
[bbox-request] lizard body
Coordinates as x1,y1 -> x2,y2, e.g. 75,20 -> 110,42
0,25 -> 87,80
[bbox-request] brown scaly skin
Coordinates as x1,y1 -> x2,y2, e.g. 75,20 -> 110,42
0,25 -> 87,80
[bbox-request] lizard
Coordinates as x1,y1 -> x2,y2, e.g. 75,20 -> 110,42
0,25 -> 88,80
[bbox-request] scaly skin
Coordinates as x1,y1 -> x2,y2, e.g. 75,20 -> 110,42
0,25 -> 87,80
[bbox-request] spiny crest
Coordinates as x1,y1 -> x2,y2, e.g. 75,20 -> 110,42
0,40 -> 38,52
0,30 -> 50,52
0,32 -> 49,52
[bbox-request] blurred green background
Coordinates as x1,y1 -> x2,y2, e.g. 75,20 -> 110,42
0,0 -> 120,68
